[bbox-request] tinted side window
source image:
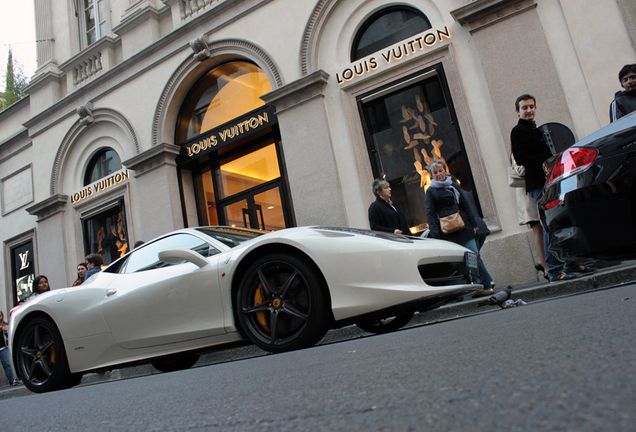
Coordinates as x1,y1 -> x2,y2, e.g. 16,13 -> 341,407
123,234 -> 218,273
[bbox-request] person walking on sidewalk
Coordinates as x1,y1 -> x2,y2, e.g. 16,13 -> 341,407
425,160 -> 494,297
511,94 -> 596,282
1,310 -> 22,386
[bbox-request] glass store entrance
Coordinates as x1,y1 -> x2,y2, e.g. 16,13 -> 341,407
176,61 -> 292,231
192,138 -> 290,230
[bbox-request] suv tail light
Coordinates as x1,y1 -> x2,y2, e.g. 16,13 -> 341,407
545,147 -> 598,188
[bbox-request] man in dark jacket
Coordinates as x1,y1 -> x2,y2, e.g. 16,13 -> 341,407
610,64 -> 636,122
511,94 -> 595,282
368,179 -> 410,235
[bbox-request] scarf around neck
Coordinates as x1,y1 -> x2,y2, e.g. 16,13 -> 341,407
429,174 -> 460,203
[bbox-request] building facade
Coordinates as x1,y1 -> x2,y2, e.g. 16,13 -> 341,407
1,0 -> 635,322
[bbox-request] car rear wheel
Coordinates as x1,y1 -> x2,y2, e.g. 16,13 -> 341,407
14,317 -> 74,393
236,253 -> 328,353
356,312 -> 414,334
152,354 -> 200,373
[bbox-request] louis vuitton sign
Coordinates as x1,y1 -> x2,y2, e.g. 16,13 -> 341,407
71,169 -> 130,204
336,26 -> 452,85
179,106 -> 277,164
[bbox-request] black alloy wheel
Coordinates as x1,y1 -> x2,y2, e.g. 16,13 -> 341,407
356,312 -> 414,334
14,317 -> 74,393
152,353 -> 200,373
236,253 -> 328,353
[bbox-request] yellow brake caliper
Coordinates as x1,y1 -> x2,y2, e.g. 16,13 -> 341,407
254,283 -> 270,332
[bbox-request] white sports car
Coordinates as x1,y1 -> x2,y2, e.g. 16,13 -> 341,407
10,226 -> 481,393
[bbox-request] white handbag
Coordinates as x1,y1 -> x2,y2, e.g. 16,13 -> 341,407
508,154 -> 525,188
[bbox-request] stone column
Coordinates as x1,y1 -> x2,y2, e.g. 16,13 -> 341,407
34,0 -> 55,70
25,195 -> 68,289
261,71 -> 348,227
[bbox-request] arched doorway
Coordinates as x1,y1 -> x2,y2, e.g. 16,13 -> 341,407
176,61 -> 292,231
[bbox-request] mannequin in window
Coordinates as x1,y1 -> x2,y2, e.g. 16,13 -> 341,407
400,95 -> 444,189
115,213 -> 128,256
96,226 -> 107,253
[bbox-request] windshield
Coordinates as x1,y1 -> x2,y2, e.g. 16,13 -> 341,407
195,227 -> 265,248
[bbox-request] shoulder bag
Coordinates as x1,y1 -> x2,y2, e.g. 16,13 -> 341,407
508,154 -> 525,188
438,202 -> 465,234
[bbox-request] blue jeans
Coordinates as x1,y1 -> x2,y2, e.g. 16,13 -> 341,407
0,348 -> 15,383
475,233 -> 487,252
459,238 -> 493,290
528,188 -> 574,278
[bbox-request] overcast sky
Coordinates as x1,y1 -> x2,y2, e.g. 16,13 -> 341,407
0,0 -> 37,89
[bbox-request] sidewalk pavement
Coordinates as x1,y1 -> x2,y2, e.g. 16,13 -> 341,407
2,259 -> 635,398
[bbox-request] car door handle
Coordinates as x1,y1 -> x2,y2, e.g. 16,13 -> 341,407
106,289 -> 117,297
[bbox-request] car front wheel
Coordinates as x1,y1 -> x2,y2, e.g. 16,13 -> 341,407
14,317 -> 74,393
236,253 -> 328,353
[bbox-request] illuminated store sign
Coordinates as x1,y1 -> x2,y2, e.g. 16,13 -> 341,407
179,106 -> 277,164
71,169 -> 130,204
12,240 -> 35,304
336,26 -> 451,85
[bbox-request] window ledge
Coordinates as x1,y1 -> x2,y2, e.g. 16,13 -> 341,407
59,36 -> 121,90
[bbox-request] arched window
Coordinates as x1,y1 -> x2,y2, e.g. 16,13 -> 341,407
352,7 -> 431,61
84,148 -> 122,185
176,61 -> 273,143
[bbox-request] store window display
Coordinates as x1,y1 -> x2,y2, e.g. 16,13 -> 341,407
83,204 -> 128,267
359,69 -> 479,234
11,240 -> 35,305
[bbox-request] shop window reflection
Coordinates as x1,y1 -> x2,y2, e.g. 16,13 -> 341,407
223,199 -> 250,228
360,72 -> 478,234
194,167 -> 218,226
254,187 -> 285,231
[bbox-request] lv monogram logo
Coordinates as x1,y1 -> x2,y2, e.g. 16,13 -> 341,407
19,250 -> 30,270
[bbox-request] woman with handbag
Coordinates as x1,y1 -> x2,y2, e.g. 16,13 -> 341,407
425,160 -> 494,297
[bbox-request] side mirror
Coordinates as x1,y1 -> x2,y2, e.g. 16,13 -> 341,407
158,247 -> 209,268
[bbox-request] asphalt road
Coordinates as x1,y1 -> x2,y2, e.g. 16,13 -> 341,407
1,284 -> 634,431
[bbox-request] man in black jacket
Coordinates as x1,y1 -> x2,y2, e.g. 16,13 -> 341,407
511,94 -> 595,282
368,179 -> 410,234
610,64 -> 636,122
